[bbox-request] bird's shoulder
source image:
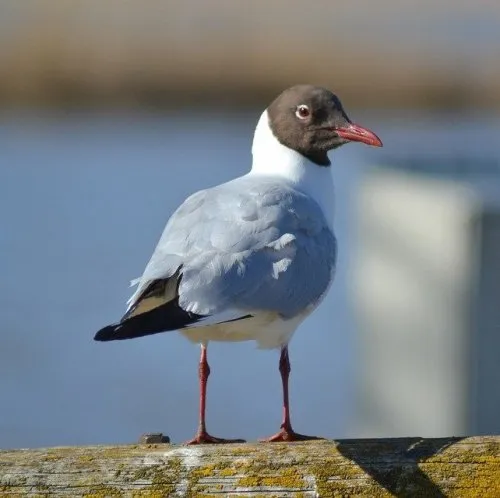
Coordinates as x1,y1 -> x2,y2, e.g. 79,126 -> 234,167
170,175 -> 326,228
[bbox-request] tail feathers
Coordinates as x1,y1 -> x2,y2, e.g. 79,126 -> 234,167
94,299 -> 203,341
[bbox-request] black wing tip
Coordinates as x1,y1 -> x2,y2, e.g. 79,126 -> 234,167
94,299 -> 205,342
94,324 -> 121,342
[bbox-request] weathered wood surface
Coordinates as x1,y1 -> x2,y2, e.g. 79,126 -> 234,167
1,437 -> 499,497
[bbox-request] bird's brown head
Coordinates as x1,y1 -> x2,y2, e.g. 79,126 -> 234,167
267,84 -> 382,166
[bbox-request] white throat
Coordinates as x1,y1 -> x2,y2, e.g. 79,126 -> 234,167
249,110 -> 335,228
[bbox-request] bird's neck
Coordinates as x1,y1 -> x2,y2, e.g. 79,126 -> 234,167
249,111 -> 335,228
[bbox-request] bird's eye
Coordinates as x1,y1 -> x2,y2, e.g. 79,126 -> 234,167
295,105 -> 310,120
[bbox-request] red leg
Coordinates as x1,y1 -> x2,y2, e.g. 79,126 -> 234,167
185,345 -> 245,445
260,346 -> 322,442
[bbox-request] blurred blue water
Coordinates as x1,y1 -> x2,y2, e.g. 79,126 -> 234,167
0,109 -> 498,448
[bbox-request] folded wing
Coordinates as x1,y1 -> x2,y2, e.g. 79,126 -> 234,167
94,176 -> 336,342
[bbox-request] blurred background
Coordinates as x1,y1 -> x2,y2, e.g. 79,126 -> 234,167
1,0 -> 500,449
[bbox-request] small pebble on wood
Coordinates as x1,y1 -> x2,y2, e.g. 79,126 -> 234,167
138,432 -> 170,444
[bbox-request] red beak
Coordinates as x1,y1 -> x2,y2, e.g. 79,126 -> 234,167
336,123 -> 383,147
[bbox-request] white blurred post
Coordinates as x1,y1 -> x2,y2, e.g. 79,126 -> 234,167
351,167 -> 500,437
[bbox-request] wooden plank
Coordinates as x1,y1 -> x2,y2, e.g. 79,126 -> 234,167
1,437 -> 499,497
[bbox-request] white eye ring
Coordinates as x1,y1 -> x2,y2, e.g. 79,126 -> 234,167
295,105 -> 310,119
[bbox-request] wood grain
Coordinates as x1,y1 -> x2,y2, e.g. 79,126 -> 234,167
1,437 -> 499,497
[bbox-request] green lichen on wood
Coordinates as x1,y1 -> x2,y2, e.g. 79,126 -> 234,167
82,486 -> 122,498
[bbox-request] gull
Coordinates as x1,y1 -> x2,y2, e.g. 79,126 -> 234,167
95,85 -> 382,443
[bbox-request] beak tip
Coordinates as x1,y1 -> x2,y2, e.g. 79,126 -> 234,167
337,123 -> 383,148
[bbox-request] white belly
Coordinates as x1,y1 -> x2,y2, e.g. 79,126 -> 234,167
181,311 -> 309,350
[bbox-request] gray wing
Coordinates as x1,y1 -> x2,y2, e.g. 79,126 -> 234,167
128,176 -> 337,322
